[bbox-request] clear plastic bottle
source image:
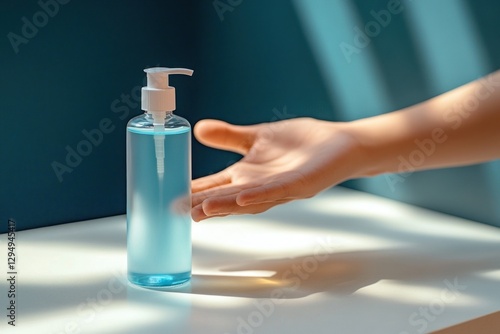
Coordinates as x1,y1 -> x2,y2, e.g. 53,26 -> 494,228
127,68 -> 193,287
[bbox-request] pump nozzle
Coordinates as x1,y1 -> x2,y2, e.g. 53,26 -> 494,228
145,67 -> 194,89
141,67 -> 194,179
142,68 -> 194,113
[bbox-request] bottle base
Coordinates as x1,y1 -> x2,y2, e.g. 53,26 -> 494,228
128,271 -> 191,287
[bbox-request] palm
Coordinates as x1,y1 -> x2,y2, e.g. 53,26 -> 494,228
229,121 -> 315,182
191,118 -> 357,221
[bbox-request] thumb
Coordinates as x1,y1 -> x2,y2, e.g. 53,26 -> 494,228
194,119 -> 257,155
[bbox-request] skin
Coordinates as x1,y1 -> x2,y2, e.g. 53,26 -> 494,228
191,70 -> 500,222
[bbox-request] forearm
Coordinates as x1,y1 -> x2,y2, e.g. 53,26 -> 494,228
348,71 -> 500,177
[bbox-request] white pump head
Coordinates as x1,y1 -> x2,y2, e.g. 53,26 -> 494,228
142,67 -> 194,113
141,67 -> 194,179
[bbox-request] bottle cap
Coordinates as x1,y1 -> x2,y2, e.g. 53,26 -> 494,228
142,67 -> 194,113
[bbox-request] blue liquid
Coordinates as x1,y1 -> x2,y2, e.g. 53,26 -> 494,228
126,125 -> 191,287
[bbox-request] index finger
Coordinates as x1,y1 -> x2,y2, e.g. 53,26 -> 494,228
192,170 -> 232,193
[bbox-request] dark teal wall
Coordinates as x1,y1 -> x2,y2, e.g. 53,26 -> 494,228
0,1 -> 196,232
191,0 -> 333,177
1,0 -> 499,232
192,0 -> 500,227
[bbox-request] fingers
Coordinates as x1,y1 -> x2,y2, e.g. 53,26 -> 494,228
202,194 -> 245,216
192,177 -> 292,208
192,183 -> 245,207
192,170 -> 232,193
192,173 -> 307,221
194,119 -> 257,155
191,198 -> 289,222
236,180 -> 293,206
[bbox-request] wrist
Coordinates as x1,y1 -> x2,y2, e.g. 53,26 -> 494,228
344,116 -> 395,178
320,119 -> 381,181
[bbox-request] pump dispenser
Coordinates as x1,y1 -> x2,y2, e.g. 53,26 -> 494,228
142,68 -> 194,179
127,67 -> 193,287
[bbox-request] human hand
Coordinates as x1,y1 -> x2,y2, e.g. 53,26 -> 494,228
191,118 -> 363,221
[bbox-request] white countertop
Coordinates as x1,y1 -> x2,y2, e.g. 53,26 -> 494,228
1,187 -> 500,334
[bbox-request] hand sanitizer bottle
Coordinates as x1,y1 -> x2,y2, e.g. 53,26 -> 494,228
127,67 -> 193,287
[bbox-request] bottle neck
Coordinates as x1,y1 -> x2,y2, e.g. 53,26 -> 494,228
145,111 -> 173,123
